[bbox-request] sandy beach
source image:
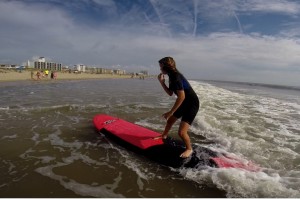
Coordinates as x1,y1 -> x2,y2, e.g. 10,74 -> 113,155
0,70 -> 132,82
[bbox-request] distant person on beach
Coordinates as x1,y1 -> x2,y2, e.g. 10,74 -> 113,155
45,70 -> 49,78
155,57 -> 199,158
31,70 -> 34,79
36,71 -> 41,80
53,71 -> 57,79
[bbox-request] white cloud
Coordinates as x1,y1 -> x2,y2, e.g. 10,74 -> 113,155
1,0 -> 300,86
239,0 -> 300,15
129,32 -> 300,86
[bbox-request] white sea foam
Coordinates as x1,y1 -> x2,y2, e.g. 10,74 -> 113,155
1,134 -> 17,139
135,119 -> 164,132
35,163 -> 124,197
180,167 -> 300,198
188,80 -> 300,197
106,139 -> 155,181
39,156 -> 56,164
0,106 -> 9,110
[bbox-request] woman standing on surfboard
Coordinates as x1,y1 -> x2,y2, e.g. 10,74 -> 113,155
156,57 -> 199,158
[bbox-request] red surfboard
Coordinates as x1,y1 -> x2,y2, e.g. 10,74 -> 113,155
93,114 -> 260,171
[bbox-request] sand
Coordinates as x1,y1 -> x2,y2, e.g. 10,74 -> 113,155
0,70 -> 132,82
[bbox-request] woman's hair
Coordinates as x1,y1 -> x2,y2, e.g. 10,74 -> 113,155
158,57 -> 178,74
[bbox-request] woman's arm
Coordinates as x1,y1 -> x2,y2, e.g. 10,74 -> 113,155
162,90 -> 185,119
158,73 -> 173,96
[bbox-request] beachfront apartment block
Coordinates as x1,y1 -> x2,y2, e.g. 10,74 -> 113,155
34,57 -> 62,71
93,67 -> 113,74
85,67 -> 126,75
74,64 -> 86,72
113,69 -> 126,75
0,64 -> 17,69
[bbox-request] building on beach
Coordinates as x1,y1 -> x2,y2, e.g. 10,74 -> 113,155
0,64 -> 17,69
95,68 -> 113,74
85,67 -> 125,75
113,69 -> 126,75
34,57 -> 62,71
74,64 -> 86,73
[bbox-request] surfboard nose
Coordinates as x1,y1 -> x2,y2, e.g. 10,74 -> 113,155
93,114 -> 164,149
93,114 -> 118,130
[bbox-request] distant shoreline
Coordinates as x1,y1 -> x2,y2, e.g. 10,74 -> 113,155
0,70 -> 135,83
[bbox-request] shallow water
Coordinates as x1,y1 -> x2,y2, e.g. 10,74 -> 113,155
0,78 -> 299,197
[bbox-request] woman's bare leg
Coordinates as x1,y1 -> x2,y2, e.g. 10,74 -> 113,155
178,121 -> 193,158
161,115 -> 177,138
154,115 -> 178,140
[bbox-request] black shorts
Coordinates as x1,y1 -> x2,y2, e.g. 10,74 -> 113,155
173,97 -> 199,125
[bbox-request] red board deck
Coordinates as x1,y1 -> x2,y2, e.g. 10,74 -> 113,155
93,114 -> 164,149
93,114 -> 260,172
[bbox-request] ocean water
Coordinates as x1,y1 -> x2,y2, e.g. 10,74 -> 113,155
0,78 -> 299,197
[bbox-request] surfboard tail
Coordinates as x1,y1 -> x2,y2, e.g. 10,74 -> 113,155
211,156 -> 261,172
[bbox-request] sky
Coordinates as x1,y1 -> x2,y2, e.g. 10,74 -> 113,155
1,0 -> 300,86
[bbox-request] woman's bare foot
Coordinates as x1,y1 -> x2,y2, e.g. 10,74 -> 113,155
180,149 -> 193,158
153,135 -> 167,140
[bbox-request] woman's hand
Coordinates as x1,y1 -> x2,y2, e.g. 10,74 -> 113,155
158,73 -> 173,96
157,73 -> 165,84
162,111 -> 173,120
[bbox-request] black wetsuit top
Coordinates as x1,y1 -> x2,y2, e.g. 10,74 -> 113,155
168,72 -> 199,125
